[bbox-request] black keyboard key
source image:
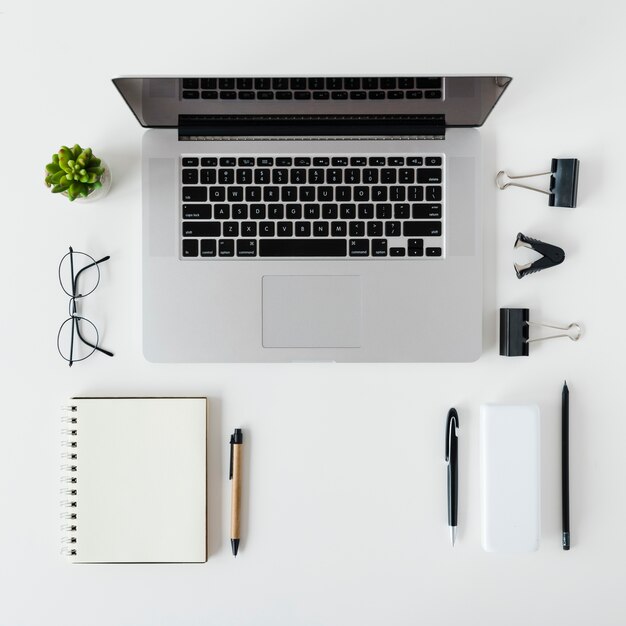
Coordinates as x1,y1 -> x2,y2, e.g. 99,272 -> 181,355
368,91 -> 385,99
313,91 -> 330,100
388,157 -> 404,166
408,238 -> 424,250
345,77 -> 360,89
340,204 -> 356,219
286,204 -> 302,219
260,221 -> 275,237
220,91 -> 237,99
322,204 -> 338,219
291,169 -> 307,184
201,169 -> 217,184
426,247 -> 442,257
223,222 -> 239,237
201,91 -> 218,99
201,157 -> 218,166
209,187 -> 226,202
268,204 -> 284,219
426,156 -> 442,166
183,78 -> 199,89
236,240 -> 257,257
236,78 -> 252,89
313,157 -> 329,166
349,239 -> 369,257
354,187 -> 370,201
233,204 -> 248,219
308,77 -> 324,89
394,203 -> 410,219
416,77 -> 442,88
367,221 -> 383,236
200,239 -> 217,257
299,186 -> 316,201
358,203 -> 374,219
388,91 -> 404,99
369,157 -> 386,166
403,221 -> 442,237
381,77 -> 397,89
336,187 -> 351,201
254,78 -> 271,89
254,169 -> 271,184
345,168 -> 361,184
182,239 -> 198,257
260,239 -> 347,257
236,169 -> 252,184
326,77 -> 343,89
219,239 -> 234,257
326,169 -> 342,184
390,186 -> 406,201
295,221 -> 311,237
407,157 -> 423,166
362,168 -> 378,184
372,239 -> 388,257
399,168 -> 415,183
308,168 -> 324,184
331,91 -> 348,100
250,204 -> 266,219
398,77 -> 414,89
263,186 -> 280,202
291,78 -> 307,90
219,158 -> 236,166
304,204 -> 320,219
413,203 -> 442,219
182,157 -> 199,167
408,247 -> 424,257
350,157 -> 367,166
276,157 -> 293,166
183,91 -> 199,99
313,221 -> 329,236
331,221 -> 347,237
349,221 -> 365,237
425,90 -> 442,99
183,204 -> 211,220
272,169 -> 288,184
318,186 -> 334,201
258,157 -> 274,166
385,221 -> 401,237
381,169 -> 397,183
214,205 -> 229,219
227,186 -> 244,202
408,186 -> 424,201
218,169 -> 235,184
331,157 -> 349,166
390,247 -> 406,257
350,91 -> 367,99
376,204 -> 392,219
237,157 -> 255,167
294,91 -> 311,100
282,186 -> 298,201
418,168 -> 442,184
218,78 -> 235,89
363,77 -> 378,89
200,78 -> 217,90
276,91 -> 293,100
183,222 -> 220,237
183,186 -> 207,202
241,222 -> 257,237
272,77 -> 289,89
426,186 -> 442,201
277,222 -> 293,237
290,157 -> 308,166
406,90 -> 423,99
258,91 -> 274,100
372,186 -> 388,202
182,169 -> 199,184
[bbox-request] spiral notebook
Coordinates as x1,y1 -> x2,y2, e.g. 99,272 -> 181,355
61,397 -> 207,563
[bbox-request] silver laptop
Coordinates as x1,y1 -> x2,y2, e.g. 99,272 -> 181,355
113,75 -> 511,362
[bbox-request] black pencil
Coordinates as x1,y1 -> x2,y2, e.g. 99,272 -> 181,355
562,381 -> 570,550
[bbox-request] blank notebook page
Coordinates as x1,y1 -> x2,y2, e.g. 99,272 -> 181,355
64,398 -> 207,563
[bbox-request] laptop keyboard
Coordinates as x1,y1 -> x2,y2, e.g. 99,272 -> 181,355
181,155 -> 444,259
181,77 -> 443,101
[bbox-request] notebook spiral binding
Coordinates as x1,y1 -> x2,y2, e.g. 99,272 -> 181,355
60,405 -> 78,557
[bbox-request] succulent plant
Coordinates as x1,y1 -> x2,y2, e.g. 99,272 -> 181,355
45,144 -> 105,201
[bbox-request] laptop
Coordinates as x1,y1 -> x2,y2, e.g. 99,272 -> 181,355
113,75 -> 511,362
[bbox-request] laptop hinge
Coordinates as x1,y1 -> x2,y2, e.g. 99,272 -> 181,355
177,114 -> 445,140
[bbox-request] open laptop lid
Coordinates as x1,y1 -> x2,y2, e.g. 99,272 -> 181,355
113,75 -> 511,137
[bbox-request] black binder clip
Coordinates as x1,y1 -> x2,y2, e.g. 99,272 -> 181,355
496,158 -> 579,208
514,232 -> 565,279
499,308 -> 582,357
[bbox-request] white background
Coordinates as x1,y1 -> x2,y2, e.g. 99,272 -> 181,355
1,1 -> 625,624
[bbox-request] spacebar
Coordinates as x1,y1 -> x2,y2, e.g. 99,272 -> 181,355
259,239 -> 347,257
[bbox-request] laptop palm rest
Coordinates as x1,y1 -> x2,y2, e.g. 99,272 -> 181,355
262,275 -> 362,348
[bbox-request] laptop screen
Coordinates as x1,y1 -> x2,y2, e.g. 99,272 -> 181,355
113,75 -> 511,132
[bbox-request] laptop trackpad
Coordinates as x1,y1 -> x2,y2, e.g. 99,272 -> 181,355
262,275 -> 362,348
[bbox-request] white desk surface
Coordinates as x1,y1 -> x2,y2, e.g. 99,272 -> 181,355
1,1 -> 625,624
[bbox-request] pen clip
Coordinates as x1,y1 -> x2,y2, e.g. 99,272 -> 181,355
229,434 -> 235,480
445,408 -> 459,464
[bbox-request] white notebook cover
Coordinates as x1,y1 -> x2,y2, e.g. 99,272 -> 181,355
61,398 -> 207,563
480,404 -> 541,553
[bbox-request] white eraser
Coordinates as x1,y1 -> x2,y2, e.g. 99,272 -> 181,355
480,404 -> 541,553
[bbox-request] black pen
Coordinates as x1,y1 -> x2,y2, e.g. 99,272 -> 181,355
229,428 -> 243,557
445,408 -> 459,546
562,382 -> 570,550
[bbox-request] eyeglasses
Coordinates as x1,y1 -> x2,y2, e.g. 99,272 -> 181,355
57,246 -> 114,366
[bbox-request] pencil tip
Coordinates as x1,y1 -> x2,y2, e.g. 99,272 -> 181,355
231,538 -> 239,556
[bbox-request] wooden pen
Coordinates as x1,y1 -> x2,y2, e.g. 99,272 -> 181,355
229,428 -> 243,556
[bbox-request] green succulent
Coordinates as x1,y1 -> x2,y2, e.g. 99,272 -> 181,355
45,144 -> 105,201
